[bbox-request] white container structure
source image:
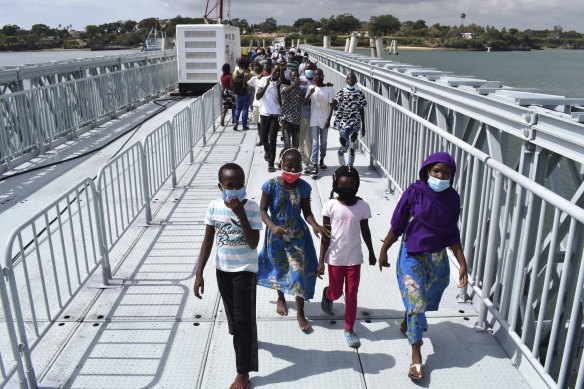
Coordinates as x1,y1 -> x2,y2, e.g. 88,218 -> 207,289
176,24 -> 241,94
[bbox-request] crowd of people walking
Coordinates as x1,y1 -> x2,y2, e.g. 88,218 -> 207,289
201,45 -> 469,389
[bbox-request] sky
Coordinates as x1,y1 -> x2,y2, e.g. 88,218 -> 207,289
1,0 -> 582,32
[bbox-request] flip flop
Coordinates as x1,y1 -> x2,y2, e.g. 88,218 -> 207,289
408,364 -> 424,380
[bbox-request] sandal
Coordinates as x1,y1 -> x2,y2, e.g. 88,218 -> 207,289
408,363 -> 424,380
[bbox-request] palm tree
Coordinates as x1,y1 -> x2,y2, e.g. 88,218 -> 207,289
460,13 -> 466,27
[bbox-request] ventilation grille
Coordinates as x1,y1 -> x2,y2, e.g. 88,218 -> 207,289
187,73 -> 217,81
185,41 -> 217,49
186,52 -> 217,59
184,30 -> 216,38
186,62 -> 217,69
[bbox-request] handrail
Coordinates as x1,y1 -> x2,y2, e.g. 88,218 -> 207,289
0,84 -> 220,387
0,60 -> 178,172
317,60 -> 584,388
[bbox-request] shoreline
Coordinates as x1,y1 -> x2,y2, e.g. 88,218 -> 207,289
328,45 -> 481,51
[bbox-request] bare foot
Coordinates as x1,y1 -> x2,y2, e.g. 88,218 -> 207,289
276,299 -> 288,316
297,312 -> 311,331
230,373 -> 249,389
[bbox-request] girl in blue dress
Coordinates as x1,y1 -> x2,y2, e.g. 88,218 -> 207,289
257,148 -> 330,331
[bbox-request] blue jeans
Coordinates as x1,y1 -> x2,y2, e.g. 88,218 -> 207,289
310,126 -> 328,165
234,92 -> 250,127
339,127 -> 359,166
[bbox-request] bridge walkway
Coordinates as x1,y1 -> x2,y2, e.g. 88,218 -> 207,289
19,117 -> 530,388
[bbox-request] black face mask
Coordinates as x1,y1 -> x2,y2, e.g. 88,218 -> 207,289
336,188 -> 358,202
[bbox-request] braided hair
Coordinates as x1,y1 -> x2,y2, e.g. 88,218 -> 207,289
330,165 -> 360,199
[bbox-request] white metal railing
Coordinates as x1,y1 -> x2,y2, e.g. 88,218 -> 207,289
0,60 -> 178,172
0,84 -> 220,388
321,64 -> 584,388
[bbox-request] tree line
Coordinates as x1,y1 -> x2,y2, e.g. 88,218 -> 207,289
1,14 -> 583,51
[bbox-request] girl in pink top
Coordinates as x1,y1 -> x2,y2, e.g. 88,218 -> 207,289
317,166 -> 377,348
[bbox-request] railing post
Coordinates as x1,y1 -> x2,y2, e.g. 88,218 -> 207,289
5,266 -> 38,388
168,121 -> 177,187
139,143 -> 153,224
211,87 -> 217,133
0,268 -> 28,389
460,156 -> 480,301
187,109 -> 194,164
92,181 -> 112,284
476,171 -> 503,330
200,94 -> 207,145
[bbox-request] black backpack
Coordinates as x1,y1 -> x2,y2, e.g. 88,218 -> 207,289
233,71 -> 246,96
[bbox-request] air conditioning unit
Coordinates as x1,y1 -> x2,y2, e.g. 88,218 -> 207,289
176,24 -> 241,95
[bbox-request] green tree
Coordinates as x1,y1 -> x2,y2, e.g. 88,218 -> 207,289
369,15 -> 401,36
293,18 -> 317,28
260,17 -> 277,32
121,20 -> 138,33
31,24 -> 51,37
85,25 -> 100,38
300,22 -> 317,35
460,13 -> 466,26
2,24 -> 20,36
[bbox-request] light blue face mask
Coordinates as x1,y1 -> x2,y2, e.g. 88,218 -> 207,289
427,176 -> 450,192
346,84 -> 355,90
220,184 -> 247,202
305,69 -> 314,79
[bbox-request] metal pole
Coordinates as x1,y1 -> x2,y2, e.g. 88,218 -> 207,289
476,172 -> 503,329
0,270 -> 28,388
187,109 -> 194,163
168,121 -> 177,187
369,38 -> 376,58
139,143 -> 152,224
5,266 -> 38,388
92,181 -> 112,284
349,35 -> 358,53
211,88 -> 217,133
375,37 -> 384,59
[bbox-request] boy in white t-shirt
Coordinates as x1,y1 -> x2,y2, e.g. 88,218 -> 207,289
304,68 -> 335,176
317,166 -> 376,348
194,163 -> 262,389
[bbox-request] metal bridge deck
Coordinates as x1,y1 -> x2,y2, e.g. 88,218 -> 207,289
3,108 -> 530,388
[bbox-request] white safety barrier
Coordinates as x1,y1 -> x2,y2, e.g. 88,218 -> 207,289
1,84 -> 220,388
0,60 -> 178,172
321,64 -> 584,388
2,179 -> 108,389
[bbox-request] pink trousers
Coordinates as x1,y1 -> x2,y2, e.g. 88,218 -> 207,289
326,264 -> 361,330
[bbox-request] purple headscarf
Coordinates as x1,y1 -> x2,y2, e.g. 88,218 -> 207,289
390,152 -> 461,256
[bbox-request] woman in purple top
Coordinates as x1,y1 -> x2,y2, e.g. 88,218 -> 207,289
378,152 -> 469,381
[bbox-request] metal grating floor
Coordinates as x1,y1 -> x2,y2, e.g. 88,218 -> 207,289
8,114 -> 531,388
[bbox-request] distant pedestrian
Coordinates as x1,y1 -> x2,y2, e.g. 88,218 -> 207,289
298,62 -> 316,170
304,69 -> 334,176
378,152 -> 469,381
232,58 -> 253,131
220,63 -> 235,127
194,163 -> 262,389
256,67 -> 282,172
333,73 -> 367,167
278,70 -> 304,152
247,63 -> 264,146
